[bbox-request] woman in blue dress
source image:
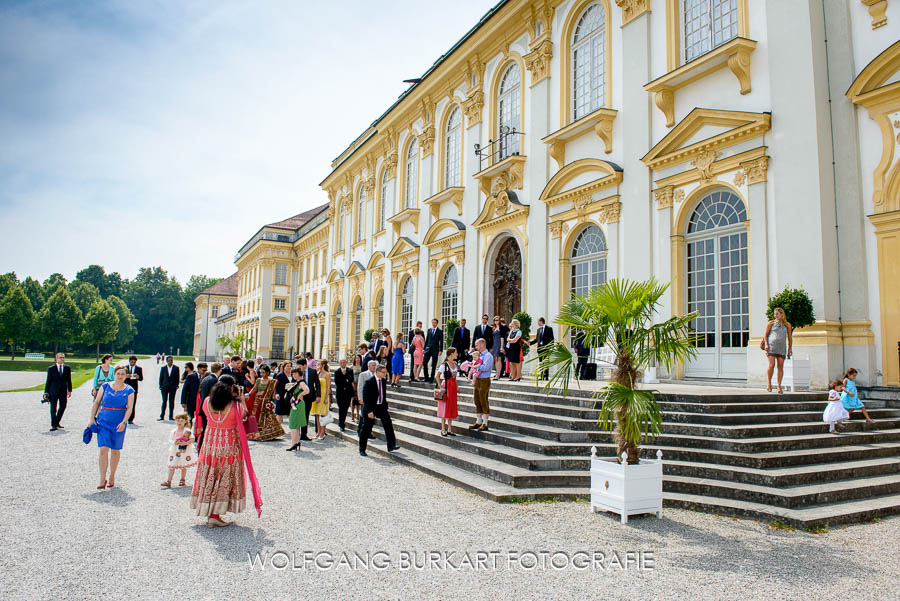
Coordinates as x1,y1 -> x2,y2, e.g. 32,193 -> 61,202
391,332 -> 407,388
88,365 -> 135,489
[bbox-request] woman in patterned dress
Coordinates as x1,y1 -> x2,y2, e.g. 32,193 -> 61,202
190,375 -> 262,527
248,364 -> 284,441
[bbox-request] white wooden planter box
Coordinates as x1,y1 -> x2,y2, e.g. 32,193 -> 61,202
590,447 -> 663,523
782,356 -> 811,391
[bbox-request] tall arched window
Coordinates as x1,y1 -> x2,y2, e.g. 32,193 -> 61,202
356,186 -> 366,242
683,0 -> 739,63
444,106 -> 462,188
686,190 -> 748,351
333,302 -> 342,355
405,138 -> 418,209
379,170 -> 388,230
570,225 -> 608,300
353,297 -> 363,347
440,265 -> 459,326
400,277 -> 414,335
376,290 -> 384,328
498,63 -> 521,160
572,2 -> 606,120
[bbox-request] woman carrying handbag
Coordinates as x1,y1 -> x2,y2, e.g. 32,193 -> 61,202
435,348 -> 459,436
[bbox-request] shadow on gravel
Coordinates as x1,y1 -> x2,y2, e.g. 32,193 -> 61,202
191,523 -> 275,563
82,489 -> 135,507
40,429 -> 68,436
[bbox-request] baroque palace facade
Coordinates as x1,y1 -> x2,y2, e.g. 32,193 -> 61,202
196,0 -> 900,388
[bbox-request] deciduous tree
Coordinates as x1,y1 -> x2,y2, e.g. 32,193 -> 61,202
83,299 -> 119,362
38,288 -> 83,355
0,286 -> 34,359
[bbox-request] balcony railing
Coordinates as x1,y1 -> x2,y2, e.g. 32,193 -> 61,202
475,126 -> 525,171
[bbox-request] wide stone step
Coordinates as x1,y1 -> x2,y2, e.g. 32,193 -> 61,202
662,407 -> 898,424
664,491 -> 900,528
663,457 -> 900,487
665,474 -> 900,508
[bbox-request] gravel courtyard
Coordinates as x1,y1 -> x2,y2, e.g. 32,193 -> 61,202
1,359 -> 895,601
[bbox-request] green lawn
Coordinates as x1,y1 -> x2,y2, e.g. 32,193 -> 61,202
0,360 -> 98,393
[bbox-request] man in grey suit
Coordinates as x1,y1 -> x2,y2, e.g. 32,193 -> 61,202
357,360 -> 378,440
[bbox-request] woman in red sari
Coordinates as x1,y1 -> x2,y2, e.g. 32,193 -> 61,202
190,375 -> 262,527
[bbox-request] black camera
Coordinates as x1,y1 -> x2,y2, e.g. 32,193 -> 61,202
41,393 -> 50,404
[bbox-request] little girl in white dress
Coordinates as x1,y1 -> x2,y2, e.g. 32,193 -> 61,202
161,413 -> 197,487
823,379 -> 849,434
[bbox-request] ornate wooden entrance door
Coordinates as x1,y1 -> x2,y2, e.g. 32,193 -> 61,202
493,238 -> 522,321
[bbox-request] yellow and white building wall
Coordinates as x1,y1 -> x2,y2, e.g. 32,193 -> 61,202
222,0 -> 899,388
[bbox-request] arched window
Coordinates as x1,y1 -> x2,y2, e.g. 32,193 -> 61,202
570,225 -> 608,300
333,302 -> 342,354
497,63 -> 521,160
440,265 -> 459,326
686,190 -> 748,350
353,297 -> 363,347
444,106 -> 462,188
683,0 -> 739,63
405,137 -> 418,209
400,277 -> 414,335
572,2 -> 606,120
379,170 -> 388,230
375,290 -> 384,328
356,186 -> 366,242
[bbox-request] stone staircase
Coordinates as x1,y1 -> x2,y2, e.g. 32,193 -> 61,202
325,377 -> 900,528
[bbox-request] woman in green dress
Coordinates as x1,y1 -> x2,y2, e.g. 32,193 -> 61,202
285,366 -> 309,451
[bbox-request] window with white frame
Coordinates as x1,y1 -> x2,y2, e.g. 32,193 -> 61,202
498,63 -> 521,160
685,189 -> 748,349
570,225 -> 608,300
376,291 -> 384,328
405,138 -> 418,209
572,2 -> 606,120
379,170 -> 388,230
440,265 -> 458,326
357,186 -> 366,242
400,277 -> 414,335
211,305 -> 219,318
272,327 -> 285,358
683,0 -> 739,63
274,298 -> 286,311
333,303 -> 342,353
444,106 -> 462,188
354,298 -> 363,347
275,263 -> 287,285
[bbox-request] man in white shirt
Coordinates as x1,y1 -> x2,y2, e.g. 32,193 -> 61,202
468,338 -> 493,431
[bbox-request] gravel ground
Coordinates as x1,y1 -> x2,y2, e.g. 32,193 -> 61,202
0,371 -> 45,390
1,359 -> 895,601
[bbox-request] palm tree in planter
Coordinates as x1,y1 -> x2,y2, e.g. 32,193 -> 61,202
536,278 -> 698,464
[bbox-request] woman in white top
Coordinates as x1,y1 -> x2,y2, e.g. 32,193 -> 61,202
436,348 -> 460,436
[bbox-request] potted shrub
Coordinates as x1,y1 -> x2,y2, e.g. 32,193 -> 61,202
444,318 -> 460,352
766,286 -> 816,391
538,278 -> 698,522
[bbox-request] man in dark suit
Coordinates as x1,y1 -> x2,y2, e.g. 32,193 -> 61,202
334,358 -> 355,432
473,315 -> 491,356
423,318 -> 443,383
180,361 -> 200,419
358,365 -> 398,456
200,362 -> 220,401
372,332 -> 389,361
43,352 -> 72,431
124,355 -> 143,424
574,330 -> 590,380
220,355 -> 233,375
158,355 -> 180,421
528,317 -> 556,381
451,319 -> 471,357
299,358 -> 320,441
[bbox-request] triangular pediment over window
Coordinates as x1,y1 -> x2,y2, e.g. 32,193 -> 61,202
642,108 -> 771,171
386,236 -> 420,260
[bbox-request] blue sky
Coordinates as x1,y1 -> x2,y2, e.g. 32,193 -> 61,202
0,0 -> 496,284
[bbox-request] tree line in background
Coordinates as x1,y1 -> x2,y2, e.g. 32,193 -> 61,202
0,265 -> 222,360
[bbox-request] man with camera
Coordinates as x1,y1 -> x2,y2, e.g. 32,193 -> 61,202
43,352 -> 72,431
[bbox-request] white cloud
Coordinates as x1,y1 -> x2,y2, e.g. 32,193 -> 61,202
0,0 -> 494,283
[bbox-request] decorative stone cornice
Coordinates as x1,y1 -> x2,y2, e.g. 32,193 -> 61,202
364,176 -> 376,199
598,200 -> 621,224
861,0 -> 888,29
734,156 -> 770,186
463,90 -> 485,127
474,154 -> 527,199
384,152 -> 398,180
653,186 -> 674,210
549,221 -> 568,239
542,108 -> 618,168
615,0 -> 650,26
418,126 -> 435,157
423,187 -> 465,220
524,39 -> 553,86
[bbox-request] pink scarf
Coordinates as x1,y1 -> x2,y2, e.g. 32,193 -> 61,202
233,401 -> 263,517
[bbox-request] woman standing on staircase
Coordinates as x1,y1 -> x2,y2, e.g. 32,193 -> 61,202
436,347 -> 459,436
763,307 -> 793,394
391,332 -> 407,388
